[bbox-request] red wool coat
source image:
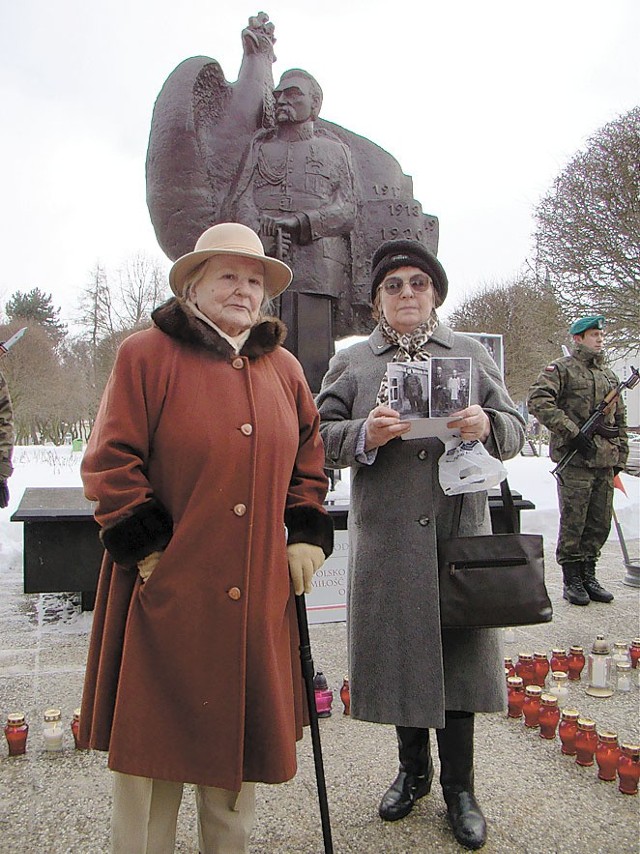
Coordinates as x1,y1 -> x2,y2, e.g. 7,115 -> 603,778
79,300 -> 332,791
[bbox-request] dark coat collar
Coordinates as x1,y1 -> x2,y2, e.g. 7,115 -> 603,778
151,298 -> 287,360
367,322 -> 454,355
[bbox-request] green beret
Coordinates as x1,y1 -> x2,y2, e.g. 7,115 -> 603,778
569,315 -> 605,335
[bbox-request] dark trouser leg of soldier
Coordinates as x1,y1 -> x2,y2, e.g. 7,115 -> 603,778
379,727 -> 433,821
556,466 -> 591,605
436,711 -> 487,850
580,468 -> 615,602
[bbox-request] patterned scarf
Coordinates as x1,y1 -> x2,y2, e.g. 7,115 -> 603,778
376,310 -> 440,405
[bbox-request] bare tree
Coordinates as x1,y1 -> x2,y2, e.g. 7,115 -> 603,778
77,264 -> 115,346
534,107 -> 640,354
446,275 -> 566,403
0,322 -> 66,443
115,253 -> 170,328
1,252 -> 171,444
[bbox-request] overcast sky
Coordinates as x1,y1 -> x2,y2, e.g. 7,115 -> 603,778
1,0 -> 638,326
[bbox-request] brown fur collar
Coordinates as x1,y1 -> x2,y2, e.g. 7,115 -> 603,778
151,298 -> 287,360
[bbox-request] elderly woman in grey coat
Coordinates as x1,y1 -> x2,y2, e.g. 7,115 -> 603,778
316,239 -> 525,850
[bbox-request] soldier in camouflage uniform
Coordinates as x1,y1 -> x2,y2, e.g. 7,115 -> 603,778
0,370 -> 14,509
527,316 -> 628,605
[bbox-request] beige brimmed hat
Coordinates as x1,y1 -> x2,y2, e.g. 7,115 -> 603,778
169,222 -> 293,298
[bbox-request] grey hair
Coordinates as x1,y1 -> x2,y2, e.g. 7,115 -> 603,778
183,257 -> 274,314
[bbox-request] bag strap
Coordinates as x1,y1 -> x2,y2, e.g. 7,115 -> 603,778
451,417 -> 518,535
490,418 -> 519,533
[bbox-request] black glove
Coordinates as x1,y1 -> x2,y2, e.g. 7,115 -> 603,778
613,466 -> 623,477
569,432 -> 596,458
0,479 -> 8,509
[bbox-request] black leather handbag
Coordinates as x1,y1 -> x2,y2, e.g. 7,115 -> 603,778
438,475 -> 553,629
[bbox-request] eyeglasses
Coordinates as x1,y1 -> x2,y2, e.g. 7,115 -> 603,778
380,276 -> 431,295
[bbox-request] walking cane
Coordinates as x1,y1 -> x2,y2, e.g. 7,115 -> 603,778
295,593 -> 334,854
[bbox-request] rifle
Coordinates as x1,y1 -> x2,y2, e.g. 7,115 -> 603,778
551,365 -> 640,481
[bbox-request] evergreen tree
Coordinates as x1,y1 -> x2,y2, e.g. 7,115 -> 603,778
5,288 -> 67,345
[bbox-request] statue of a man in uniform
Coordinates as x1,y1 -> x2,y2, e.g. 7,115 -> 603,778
226,68 -> 356,389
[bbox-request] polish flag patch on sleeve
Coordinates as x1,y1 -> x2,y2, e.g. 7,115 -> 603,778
544,364 -> 557,373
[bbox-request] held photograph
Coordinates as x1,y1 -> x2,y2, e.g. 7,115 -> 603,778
387,362 -> 430,419
386,358 -> 473,439
430,357 -> 472,417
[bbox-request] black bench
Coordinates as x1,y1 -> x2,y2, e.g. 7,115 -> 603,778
11,486 -> 535,610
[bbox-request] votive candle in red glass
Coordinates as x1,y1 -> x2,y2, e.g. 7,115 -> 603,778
522,685 -> 542,728
70,708 -> 82,749
558,708 -> 580,755
629,639 -> 640,670
339,678 -> 350,716
575,718 -> 598,766
617,743 -> 640,795
4,713 -> 28,757
507,676 -> 525,718
595,731 -> 620,781
567,646 -> 586,681
533,652 -> 550,687
515,653 -> 536,688
550,648 -> 569,675
504,657 -> 515,678
538,694 -> 560,739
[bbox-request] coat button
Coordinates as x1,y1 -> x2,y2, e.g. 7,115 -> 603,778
232,358 -> 244,369
240,423 -> 253,436
418,516 -> 430,526
233,503 -> 247,516
417,449 -> 427,460
228,587 -> 242,600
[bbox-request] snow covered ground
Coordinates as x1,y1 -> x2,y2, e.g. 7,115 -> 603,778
1,444 -> 638,589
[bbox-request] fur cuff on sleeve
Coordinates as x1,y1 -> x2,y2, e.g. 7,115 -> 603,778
285,505 -> 334,558
100,499 -> 173,566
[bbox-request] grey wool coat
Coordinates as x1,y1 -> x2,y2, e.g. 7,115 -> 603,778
316,324 -> 526,729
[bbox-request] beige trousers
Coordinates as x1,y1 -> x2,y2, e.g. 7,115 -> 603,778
111,771 -> 256,854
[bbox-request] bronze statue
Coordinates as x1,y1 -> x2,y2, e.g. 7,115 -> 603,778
146,12 -> 439,388
222,68 -> 356,388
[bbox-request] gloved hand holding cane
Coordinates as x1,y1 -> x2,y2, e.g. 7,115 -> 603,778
287,543 -> 325,595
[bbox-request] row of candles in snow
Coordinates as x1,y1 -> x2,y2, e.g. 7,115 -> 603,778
505,636 -> 640,698
4,708 -> 82,757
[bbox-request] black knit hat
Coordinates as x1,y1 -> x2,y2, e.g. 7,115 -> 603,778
370,239 -> 448,304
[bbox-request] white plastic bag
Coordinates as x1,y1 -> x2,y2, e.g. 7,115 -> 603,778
438,438 -> 507,495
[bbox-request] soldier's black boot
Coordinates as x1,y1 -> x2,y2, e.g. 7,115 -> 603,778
379,726 -> 433,821
582,559 -> 614,603
437,713 -> 487,850
561,562 -> 590,606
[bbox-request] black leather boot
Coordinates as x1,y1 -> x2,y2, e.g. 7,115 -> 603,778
561,562 -> 590,606
437,713 -> 487,850
378,726 -> 433,821
582,560 -> 614,602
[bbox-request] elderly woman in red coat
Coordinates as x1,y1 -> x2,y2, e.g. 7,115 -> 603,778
79,222 -> 333,854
